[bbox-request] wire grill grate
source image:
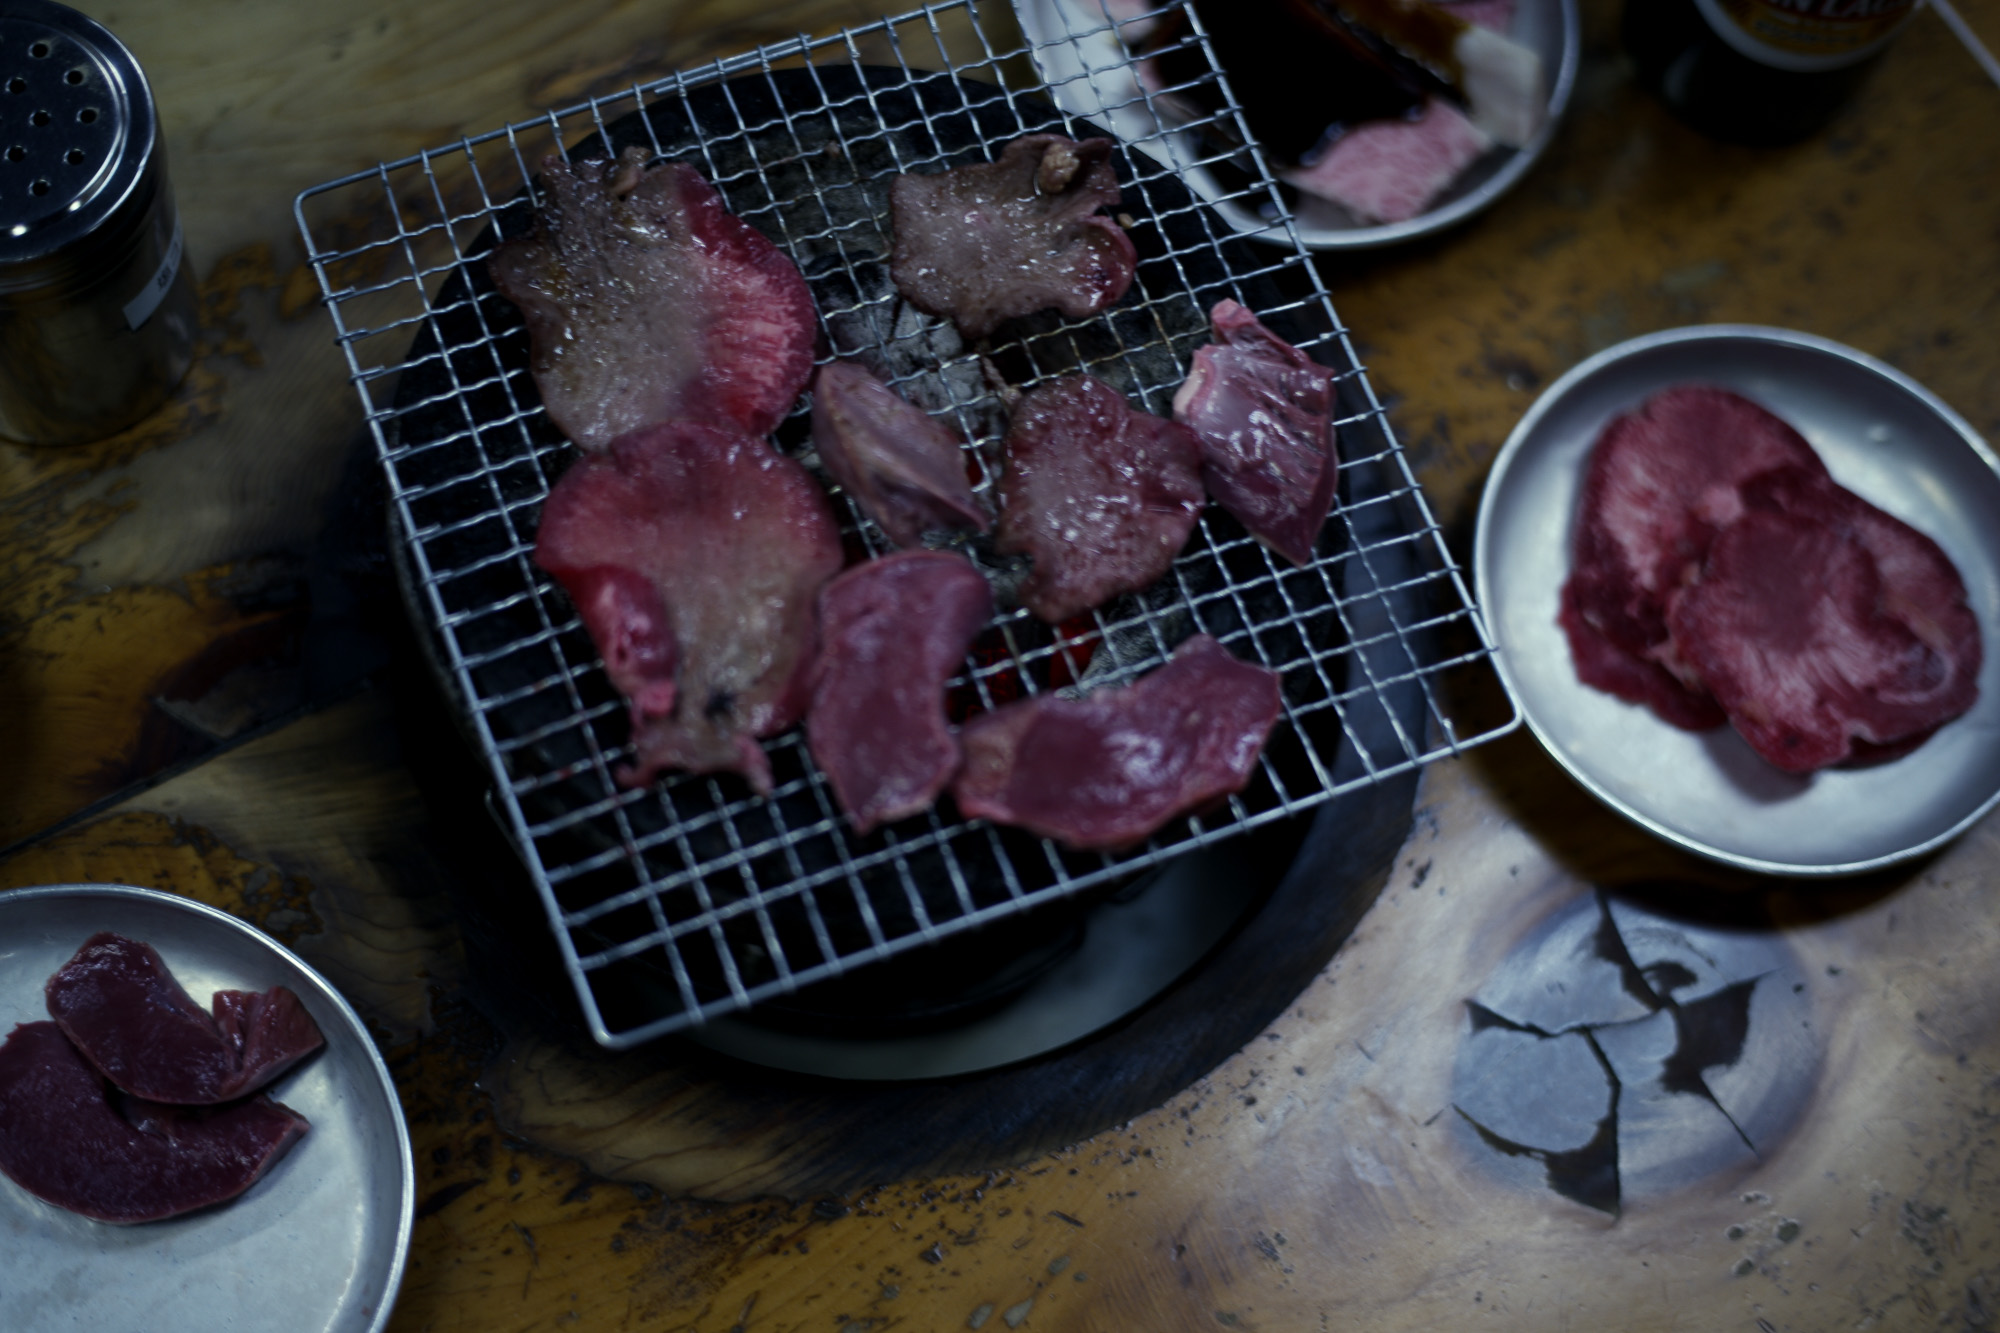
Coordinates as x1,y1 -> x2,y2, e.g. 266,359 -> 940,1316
295,0 -> 1519,1047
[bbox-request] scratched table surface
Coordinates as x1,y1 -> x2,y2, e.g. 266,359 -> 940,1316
4,1 -> 1999,1329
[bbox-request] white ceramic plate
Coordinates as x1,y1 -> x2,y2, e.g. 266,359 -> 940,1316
1011,0 -> 1580,249
0,884 -> 413,1332
1475,326 -> 2000,876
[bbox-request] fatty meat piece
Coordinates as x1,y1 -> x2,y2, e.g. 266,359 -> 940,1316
1281,99 -> 1494,224
0,1021 -> 308,1225
1171,300 -> 1339,565
807,551 -> 995,833
952,635 -> 1283,851
1560,386 -> 1828,725
995,375 -> 1205,623
810,362 -> 990,548
1665,466 -> 1982,772
46,932 -> 324,1105
534,421 -> 844,793
488,146 -> 816,451
889,134 -> 1138,340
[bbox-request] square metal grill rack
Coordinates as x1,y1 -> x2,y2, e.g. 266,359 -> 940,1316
295,0 -> 1520,1047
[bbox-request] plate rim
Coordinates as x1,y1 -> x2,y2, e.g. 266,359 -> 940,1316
1474,322 -> 2000,877
0,882 -> 415,1333
1012,0 -> 1583,251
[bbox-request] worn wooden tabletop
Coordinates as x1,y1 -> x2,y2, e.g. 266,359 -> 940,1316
4,0 -> 1999,1329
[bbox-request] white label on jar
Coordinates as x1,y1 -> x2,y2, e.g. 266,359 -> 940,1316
123,214 -> 184,331
1693,0 -> 1919,72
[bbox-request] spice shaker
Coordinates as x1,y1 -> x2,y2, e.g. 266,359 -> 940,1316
0,0 -> 194,446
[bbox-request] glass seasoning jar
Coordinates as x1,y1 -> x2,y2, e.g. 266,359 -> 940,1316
0,0 -> 195,446
1623,0 -> 1921,146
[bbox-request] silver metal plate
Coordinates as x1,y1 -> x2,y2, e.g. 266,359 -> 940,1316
1012,0 -> 1580,250
1475,325 -> 2000,876
0,884 -> 413,1333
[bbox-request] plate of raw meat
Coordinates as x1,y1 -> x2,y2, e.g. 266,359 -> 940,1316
0,884 -> 412,1333
1475,326 -> 2000,875
1013,0 -> 1579,248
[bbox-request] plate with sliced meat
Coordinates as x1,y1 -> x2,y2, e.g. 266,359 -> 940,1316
0,884 -> 412,1333
1476,326 -> 2000,876
1013,0 -> 1579,249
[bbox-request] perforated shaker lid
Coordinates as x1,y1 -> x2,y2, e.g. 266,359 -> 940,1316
0,0 -> 157,274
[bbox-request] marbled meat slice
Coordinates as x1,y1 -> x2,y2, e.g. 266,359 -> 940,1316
488,146 -> 817,451
1665,466 -> 1983,772
1171,300 -> 1339,566
996,375 -> 1205,623
46,933 -> 324,1105
889,134 -> 1138,340
1561,385 -> 1828,726
0,1021 -> 308,1225
952,635 -> 1283,851
1280,98 -> 1494,224
808,551 -> 995,833
810,362 -> 990,548
535,421 -> 844,793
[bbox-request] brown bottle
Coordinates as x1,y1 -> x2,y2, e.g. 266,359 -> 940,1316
1623,0 -> 1919,145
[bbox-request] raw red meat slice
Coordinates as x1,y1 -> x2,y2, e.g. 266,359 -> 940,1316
996,375 -> 1205,623
0,1021 -> 308,1225
809,362 -> 990,548
534,421 -> 844,793
1171,300 -> 1339,565
1558,583 -> 1727,730
890,134 -> 1138,340
1666,466 -> 1982,772
1560,386 -> 1829,725
1281,98 -> 1494,224
488,146 -> 817,451
807,551 -> 995,833
952,635 -> 1282,851
45,933 -> 324,1105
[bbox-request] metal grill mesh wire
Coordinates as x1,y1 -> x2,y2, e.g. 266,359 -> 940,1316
294,0 -> 1518,1046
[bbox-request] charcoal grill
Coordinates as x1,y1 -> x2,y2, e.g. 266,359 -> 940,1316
294,0 -> 1519,1049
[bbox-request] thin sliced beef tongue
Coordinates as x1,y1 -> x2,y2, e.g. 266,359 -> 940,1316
889,134 -> 1138,341
809,362 -> 990,548
1171,300 -> 1339,566
534,421 -> 844,793
807,551 -> 995,833
0,1021 -> 308,1225
488,146 -> 817,450
952,635 -> 1282,851
1560,385 -> 1829,727
996,375 -> 1205,623
1666,467 -> 1982,772
1558,582 -> 1727,730
45,932 -> 324,1105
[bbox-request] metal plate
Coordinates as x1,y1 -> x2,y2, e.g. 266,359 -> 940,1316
0,884 -> 413,1333
1475,325 -> 2000,876
1012,0 -> 1579,250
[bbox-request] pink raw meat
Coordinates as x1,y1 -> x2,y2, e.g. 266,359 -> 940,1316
1282,98 -> 1494,224
952,635 -> 1283,851
807,551 -> 995,832
1560,386 -> 1829,727
1666,466 -> 1983,772
995,375 -> 1205,623
810,362 -> 990,548
535,421 -> 844,793
0,1021 -> 309,1225
1172,299 -> 1339,566
45,932 -> 324,1105
890,134 -> 1138,340
489,146 -> 817,450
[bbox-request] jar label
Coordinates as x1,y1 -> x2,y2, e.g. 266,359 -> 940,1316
123,214 -> 184,332
1693,0 -> 1919,72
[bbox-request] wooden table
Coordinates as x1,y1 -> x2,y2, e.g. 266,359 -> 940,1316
6,1 -> 1999,1328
